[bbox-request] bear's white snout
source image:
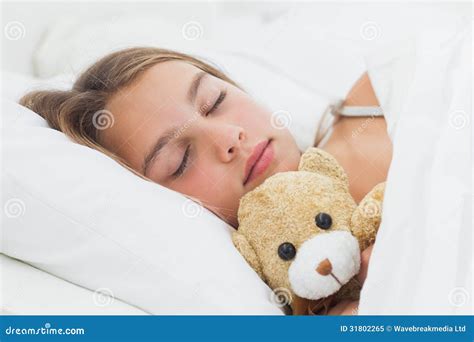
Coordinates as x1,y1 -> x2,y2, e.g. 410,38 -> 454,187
288,231 -> 360,300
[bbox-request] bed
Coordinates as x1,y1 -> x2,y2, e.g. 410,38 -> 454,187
2,2 -> 471,315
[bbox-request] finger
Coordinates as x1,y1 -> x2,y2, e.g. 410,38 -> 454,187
357,244 -> 374,285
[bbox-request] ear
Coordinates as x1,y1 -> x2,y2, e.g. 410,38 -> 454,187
351,182 -> 385,250
298,147 -> 349,187
232,231 -> 265,281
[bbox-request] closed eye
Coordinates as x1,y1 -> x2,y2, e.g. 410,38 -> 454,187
206,90 -> 226,116
172,90 -> 226,178
172,145 -> 190,178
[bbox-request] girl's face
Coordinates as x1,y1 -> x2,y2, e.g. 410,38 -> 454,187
101,61 -> 301,227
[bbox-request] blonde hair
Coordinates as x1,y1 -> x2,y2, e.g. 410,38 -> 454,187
20,47 -> 238,180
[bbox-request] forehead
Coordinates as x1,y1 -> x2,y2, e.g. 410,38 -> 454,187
100,61 -> 201,167
106,60 -> 199,120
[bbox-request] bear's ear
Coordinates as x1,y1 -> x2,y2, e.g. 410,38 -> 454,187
232,231 -> 265,281
298,147 -> 349,187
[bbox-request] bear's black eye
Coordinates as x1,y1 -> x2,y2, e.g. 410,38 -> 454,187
315,212 -> 332,229
278,242 -> 296,261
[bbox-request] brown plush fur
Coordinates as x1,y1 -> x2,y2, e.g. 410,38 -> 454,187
233,147 -> 385,315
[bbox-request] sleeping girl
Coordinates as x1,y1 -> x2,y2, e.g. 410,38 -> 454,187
19,47 -> 393,315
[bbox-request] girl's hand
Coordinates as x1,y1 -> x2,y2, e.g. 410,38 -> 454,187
327,299 -> 360,315
357,244 -> 374,286
327,244 -> 375,315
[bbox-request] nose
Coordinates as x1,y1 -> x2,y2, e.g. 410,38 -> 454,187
205,124 -> 245,163
315,258 -> 332,276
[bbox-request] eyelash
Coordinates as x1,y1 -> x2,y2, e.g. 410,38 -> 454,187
172,90 -> 227,178
205,90 -> 226,116
173,145 -> 190,178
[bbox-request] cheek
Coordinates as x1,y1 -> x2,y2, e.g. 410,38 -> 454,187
173,159 -> 238,198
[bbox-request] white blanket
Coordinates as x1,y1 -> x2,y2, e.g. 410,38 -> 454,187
359,22 -> 472,314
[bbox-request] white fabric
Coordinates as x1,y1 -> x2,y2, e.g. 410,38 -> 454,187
338,106 -> 384,116
359,22 -> 472,314
0,254 -> 147,315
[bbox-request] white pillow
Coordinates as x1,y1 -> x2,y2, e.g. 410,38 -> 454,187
1,97 -> 283,315
1,254 -> 147,315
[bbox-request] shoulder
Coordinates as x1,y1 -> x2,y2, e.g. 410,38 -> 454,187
343,72 -> 380,107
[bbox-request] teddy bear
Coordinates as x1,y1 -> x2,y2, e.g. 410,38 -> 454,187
233,147 -> 385,315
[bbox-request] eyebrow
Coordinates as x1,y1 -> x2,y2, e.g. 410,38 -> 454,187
142,72 -> 207,176
187,71 -> 207,103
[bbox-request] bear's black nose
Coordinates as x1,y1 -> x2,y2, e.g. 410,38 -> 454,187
315,212 -> 332,229
278,242 -> 296,261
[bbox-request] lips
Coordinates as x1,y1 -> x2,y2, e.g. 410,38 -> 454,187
243,139 -> 273,186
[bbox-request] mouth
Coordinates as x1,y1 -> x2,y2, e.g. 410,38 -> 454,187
243,139 -> 274,186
